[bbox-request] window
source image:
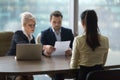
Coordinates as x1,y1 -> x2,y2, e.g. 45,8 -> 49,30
0,0 -> 69,37
79,0 -> 120,52
2,0 -> 119,52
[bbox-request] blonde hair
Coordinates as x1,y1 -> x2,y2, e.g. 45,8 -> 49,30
20,12 -> 36,27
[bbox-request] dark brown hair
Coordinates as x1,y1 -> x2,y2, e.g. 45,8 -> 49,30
50,10 -> 63,20
81,10 -> 100,51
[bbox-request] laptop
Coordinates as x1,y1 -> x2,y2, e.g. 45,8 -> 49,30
16,44 -> 42,60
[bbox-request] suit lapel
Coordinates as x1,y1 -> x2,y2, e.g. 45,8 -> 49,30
61,27 -> 64,41
50,28 -> 57,41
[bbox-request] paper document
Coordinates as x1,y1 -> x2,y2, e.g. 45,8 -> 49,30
52,41 -> 70,56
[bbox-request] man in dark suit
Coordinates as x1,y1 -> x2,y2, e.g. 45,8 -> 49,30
41,10 -> 74,57
40,10 -> 74,80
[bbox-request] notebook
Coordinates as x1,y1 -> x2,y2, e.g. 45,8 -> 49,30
16,44 -> 42,60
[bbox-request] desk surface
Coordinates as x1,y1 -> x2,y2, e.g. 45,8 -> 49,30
0,56 -> 75,76
0,54 -> 120,76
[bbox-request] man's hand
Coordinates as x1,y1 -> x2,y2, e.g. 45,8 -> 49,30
65,48 -> 72,56
43,45 -> 56,57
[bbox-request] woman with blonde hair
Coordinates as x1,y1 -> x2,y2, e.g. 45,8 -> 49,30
7,12 -> 36,80
7,11 -> 36,56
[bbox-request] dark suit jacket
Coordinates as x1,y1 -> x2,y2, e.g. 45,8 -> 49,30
41,27 -> 74,48
7,30 -> 35,56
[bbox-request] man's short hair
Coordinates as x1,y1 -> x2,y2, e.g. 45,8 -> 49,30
50,10 -> 63,20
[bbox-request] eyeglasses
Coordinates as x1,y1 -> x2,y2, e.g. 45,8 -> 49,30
28,24 -> 36,28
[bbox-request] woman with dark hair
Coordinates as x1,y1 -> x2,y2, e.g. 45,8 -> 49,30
70,10 -> 109,80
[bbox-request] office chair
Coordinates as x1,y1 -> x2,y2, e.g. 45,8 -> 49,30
0,31 -> 14,56
36,33 -> 41,44
86,69 -> 120,80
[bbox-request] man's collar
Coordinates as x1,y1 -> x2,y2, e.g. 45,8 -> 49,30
51,27 -> 61,33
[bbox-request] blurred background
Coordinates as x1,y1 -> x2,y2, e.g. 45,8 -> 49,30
0,0 -> 120,62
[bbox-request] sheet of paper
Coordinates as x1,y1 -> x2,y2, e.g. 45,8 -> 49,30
52,41 -> 70,56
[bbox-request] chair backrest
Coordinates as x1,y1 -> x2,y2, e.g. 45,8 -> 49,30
36,33 -> 41,44
86,69 -> 120,80
0,31 -> 14,56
